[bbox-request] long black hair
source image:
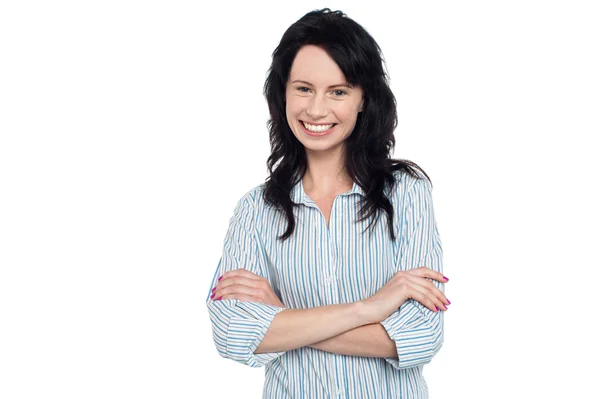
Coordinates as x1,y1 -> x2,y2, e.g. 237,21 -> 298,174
262,8 -> 430,241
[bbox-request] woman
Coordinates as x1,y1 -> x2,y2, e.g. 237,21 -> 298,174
206,8 -> 449,398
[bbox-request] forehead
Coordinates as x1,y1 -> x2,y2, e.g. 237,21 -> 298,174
289,45 -> 347,84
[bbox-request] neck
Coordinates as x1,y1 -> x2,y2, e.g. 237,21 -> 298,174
302,147 -> 353,198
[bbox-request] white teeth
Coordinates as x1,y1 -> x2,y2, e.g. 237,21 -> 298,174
302,121 -> 335,132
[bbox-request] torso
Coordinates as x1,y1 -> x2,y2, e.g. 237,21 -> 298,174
302,177 -> 354,228
254,168 -> 421,311
313,197 -> 336,227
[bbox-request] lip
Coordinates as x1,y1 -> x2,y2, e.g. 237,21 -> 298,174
300,120 -> 337,136
302,120 -> 336,126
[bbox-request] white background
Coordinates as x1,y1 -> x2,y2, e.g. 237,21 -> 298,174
1,1 -> 599,398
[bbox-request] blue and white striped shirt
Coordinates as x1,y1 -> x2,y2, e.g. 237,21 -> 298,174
206,169 -> 444,398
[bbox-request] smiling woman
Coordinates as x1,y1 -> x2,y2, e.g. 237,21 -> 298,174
206,8 -> 448,399
285,46 -> 364,148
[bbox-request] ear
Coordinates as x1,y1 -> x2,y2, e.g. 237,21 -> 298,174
358,98 -> 364,113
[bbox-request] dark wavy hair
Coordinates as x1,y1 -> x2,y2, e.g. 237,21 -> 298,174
262,8 -> 430,241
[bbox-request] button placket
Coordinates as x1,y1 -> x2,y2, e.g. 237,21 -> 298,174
328,239 -> 339,286
328,200 -> 338,285
321,205 -> 335,290
333,355 -> 344,397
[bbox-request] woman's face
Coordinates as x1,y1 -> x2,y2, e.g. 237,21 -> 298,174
285,45 -> 364,157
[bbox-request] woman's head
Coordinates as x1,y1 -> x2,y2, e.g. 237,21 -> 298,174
262,8 -> 428,241
285,44 -> 364,158
264,8 -> 397,167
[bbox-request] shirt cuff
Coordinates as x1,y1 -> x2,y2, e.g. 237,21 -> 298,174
380,301 -> 438,370
225,300 -> 287,368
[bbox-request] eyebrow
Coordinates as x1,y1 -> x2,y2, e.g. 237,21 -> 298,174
291,80 -> 353,89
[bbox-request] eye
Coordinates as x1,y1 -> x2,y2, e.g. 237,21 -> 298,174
333,89 -> 347,97
297,86 -> 310,93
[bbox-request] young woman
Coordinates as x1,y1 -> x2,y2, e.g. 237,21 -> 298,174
206,8 -> 449,398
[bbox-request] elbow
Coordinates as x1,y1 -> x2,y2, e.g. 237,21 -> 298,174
206,299 -> 232,361
411,324 -> 444,368
387,315 -> 444,370
430,318 -> 444,359
205,299 -> 278,368
412,319 -> 444,369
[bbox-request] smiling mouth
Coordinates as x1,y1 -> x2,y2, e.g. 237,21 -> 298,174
300,120 -> 338,134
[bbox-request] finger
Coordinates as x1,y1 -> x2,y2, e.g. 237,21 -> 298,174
218,293 -> 256,302
215,276 -> 262,294
407,266 -> 448,283
405,279 -> 449,311
213,274 -> 270,301
220,268 -> 263,282
402,274 -> 450,306
408,288 -> 439,312
214,283 -> 262,300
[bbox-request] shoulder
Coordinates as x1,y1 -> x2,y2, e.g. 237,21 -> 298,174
388,168 -> 435,223
233,182 -> 268,212
391,168 -> 432,199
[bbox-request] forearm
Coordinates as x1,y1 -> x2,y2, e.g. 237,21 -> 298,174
254,301 -> 369,354
308,323 -> 397,358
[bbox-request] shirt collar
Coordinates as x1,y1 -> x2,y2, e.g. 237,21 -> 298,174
291,178 -> 365,205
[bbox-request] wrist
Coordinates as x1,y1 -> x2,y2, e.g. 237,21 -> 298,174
354,300 -> 376,325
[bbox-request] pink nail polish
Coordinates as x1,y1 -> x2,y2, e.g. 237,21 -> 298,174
443,276 -> 449,281
216,296 -> 222,300
447,299 -> 451,305
212,287 -> 216,292
435,306 -> 439,311
210,293 -> 215,299
218,276 -> 222,281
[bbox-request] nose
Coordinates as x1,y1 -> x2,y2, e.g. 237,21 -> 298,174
306,93 -> 328,119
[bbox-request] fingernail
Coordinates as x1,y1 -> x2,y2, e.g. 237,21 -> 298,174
447,299 -> 451,305
435,306 -> 439,311
210,293 -> 215,299
216,296 -> 222,300
443,304 -> 448,310
443,276 -> 449,281
218,276 -> 222,281
212,287 -> 216,292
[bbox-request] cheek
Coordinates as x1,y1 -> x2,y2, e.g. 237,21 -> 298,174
285,105 -> 301,132
285,98 -> 304,116
337,107 -> 359,124
285,106 -> 296,127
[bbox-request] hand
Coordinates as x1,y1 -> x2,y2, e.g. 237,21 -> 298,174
210,268 -> 286,308
360,266 -> 449,324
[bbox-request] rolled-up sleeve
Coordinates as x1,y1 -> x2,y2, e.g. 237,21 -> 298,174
206,191 -> 287,368
380,174 -> 445,370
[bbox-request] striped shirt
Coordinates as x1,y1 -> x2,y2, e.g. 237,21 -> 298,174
206,169 -> 444,398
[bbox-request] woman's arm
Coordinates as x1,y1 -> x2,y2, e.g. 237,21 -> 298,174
307,323 -> 397,358
379,174 -> 445,370
213,270 -> 398,357
206,192 -> 289,368
254,301 -> 370,354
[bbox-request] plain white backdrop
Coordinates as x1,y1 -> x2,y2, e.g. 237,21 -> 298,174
1,1 -> 599,398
